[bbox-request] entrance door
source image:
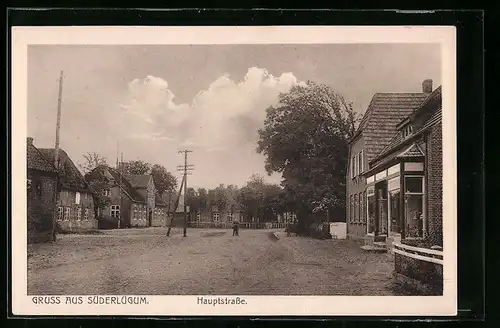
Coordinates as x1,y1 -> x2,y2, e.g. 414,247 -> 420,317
148,210 -> 152,227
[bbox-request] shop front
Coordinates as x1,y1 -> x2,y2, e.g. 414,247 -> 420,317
364,150 -> 426,250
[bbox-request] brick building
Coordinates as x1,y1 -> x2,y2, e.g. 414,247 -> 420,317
364,84 -> 442,247
363,84 -> 443,294
85,165 -> 168,229
27,137 -> 58,243
346,80 -> 431,241
39,148 -> 97,232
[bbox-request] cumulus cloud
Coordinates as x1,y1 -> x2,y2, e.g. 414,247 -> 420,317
120,67 -> 304,151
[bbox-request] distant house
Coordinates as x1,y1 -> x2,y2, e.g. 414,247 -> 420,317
85,165 -> 169,228
27,137 -> 58,243
38,148 -> 97,232
346,80 -> 432,243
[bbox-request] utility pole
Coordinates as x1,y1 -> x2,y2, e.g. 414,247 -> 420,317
52,71 -> 64,242
118,152 -> 123,229
177,150 -> 193,237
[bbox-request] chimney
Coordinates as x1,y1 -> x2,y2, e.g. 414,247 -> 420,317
422,79 -> 433,93
27,137 -> 33,145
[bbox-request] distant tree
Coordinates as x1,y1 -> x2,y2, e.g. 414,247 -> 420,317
197,188 -> 208,212
150,164 -> 178,196
257,81 -> 360,232
124,160 -> 151,175
185,187 -> 199,213
79,152 -> 108,174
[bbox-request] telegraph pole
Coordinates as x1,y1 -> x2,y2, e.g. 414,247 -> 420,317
177,150 -> 193,237
52,71 -> 64,242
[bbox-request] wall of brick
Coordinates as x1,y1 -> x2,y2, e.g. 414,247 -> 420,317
394,252 -> 443,295
27,171 -> 57,243
347,135 -> 368,239
426,120 -> 443,247
104,185 -> 133,228
56,189 -> 97,232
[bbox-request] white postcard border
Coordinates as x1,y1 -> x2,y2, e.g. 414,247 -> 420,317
11,25 -> 457,316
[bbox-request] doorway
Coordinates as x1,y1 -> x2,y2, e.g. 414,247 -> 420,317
148,210 -> 153,227
376,181 -> 388,236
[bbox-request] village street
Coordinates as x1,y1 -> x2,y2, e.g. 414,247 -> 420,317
28,228 -> 401,296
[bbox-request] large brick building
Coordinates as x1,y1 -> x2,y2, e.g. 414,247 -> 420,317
38,148 -> 98,232
346,80 -> 431,241
27,137 -> 58,243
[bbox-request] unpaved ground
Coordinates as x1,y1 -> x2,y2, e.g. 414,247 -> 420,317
27,228 -> 399,295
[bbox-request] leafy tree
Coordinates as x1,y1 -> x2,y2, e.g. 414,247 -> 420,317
150,164 -> 178,196
257,81 -> 360,232
196,188 -> 209,212
185,187 -> 199,213
123,160 -> 151,175
79,152 -> 108,174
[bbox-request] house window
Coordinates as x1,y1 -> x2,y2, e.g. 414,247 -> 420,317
349,195 -> 353,223
103,189 -> 111,197
402,125 -> 413,139
196,212 -> 201,221
75,192 -> 81,204
57,206 -> 64,221
84,208 -> 89,220
404,176 -> 424,238
351,157 -> 355,178
76,207 -> 82,221
213,212 -> 220,222
359,151 -> 364,174
358,192 -> 363,223
64,207 -> 71,221
362,191 -> 367,223
111,205 -> 120,218
354,194 -> 358,222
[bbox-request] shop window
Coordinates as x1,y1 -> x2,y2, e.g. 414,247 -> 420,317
367,194 -> 375,233
362,191 -> 367,223
389,189 -> 401,234
404,176 -> 424,238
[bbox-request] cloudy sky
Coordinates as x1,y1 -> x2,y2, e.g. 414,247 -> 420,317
27,44 -> 440,189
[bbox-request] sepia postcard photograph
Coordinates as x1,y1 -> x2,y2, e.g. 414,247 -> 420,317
11,25 -> 457,316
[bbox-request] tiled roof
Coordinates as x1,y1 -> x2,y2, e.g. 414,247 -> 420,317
27,140 -> 58,173
104,166 -> 146,203
38,148 -> 89,191
360,93 -> 429,162
126,174 -> 151,189
371,87 -> 442,164
396,143 -> 424,158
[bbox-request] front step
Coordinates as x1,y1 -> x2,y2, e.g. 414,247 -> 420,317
360,245 -> 387,253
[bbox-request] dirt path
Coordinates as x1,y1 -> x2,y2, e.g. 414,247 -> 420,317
28,228 -> 398,295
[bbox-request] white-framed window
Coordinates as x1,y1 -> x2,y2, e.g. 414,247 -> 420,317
84,208 -> 89,220
111,205 -> 120,218
196,212 -> 201,221
213,212 -> 220,222
76,207 -> 82,221
57,206 -> 64,221
75,192 -> 81,204
227,212 -> 233,221
103,189 -> 111,197
64,207 -> 71,221
402,125 -> 413,139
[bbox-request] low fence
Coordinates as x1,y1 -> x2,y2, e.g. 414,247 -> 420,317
393,242 -> 443,295
188,221 -> 287,229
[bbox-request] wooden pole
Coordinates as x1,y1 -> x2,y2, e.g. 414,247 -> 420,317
52,71 -> 63,241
